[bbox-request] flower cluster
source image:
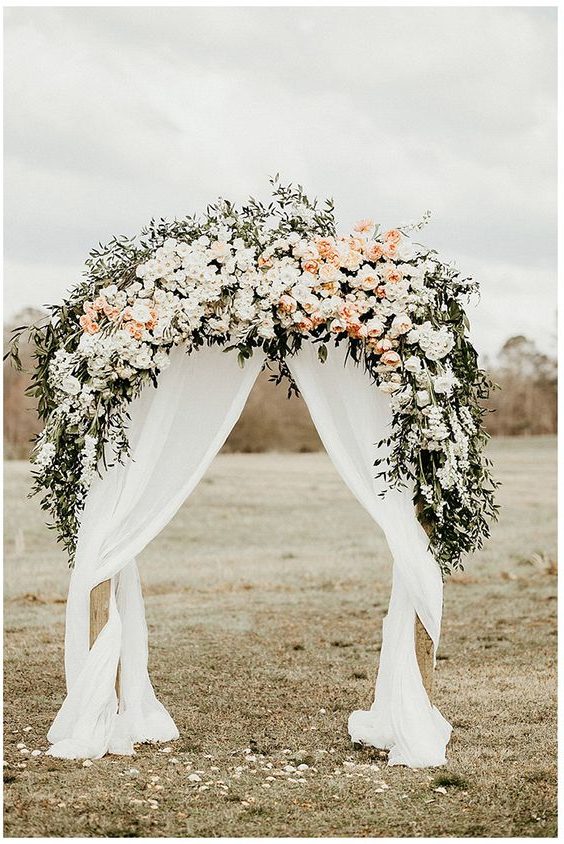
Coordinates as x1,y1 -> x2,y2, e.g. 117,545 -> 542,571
8,181 -> 498,573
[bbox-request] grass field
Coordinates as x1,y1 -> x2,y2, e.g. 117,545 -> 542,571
3,437 -> 557,838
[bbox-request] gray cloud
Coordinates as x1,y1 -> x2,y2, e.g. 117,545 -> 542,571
4,6 -> 556,357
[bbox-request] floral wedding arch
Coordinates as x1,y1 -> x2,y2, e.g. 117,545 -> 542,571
9,180 -> 497,768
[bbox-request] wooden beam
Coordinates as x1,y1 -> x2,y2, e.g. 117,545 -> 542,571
90,579 -> 120,696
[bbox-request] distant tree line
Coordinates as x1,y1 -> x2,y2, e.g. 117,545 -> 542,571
3,311 -> 556,459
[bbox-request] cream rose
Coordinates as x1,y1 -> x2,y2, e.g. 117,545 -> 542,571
381,350 -> 402,368
391,314 -> 413,335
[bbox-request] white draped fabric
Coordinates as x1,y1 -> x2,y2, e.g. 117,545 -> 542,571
47,344 -> 265,759
46,340 -> 451,767
288,342 -> 451,767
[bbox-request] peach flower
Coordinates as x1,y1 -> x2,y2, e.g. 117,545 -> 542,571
303,259 -> 320,275
318,281 -> 340,296
360,271 -> 379,291
348,236 -> 364,252
364,243 -> 384,262
258,255 -> 272,268
339,302 -> 359,320
347,320 -> 368,340
145,308 -> 159,330
278,294 -> 297,314
373,338 -> 393,354
103,303 -> 120,321
376,285 -> 387,298
329,318 -> 347,334
364,317 -> 385,338
384,228 -> 402,244
316,237 -> 336,258
296,316 -> 314,332
381,350 -> 402,368
383,265 -> 403,284
79,315 -> 100,334
126,322 -> 144,340
310,312 -> 326,327
383,241 -> 399,258
83,302 -> 97,320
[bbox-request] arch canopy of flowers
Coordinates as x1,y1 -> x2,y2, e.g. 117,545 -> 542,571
8,180 -> 498,575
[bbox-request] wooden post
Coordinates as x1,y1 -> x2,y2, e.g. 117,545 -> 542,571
90,579 -> 120,696
415,614 -> 434,698
415,501 -> 435,699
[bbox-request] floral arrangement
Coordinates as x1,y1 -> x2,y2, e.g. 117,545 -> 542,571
8,179 -> 498,574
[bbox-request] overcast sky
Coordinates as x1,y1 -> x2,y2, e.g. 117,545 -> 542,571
4,6 -> 557,359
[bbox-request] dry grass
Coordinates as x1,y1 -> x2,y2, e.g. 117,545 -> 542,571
3,437 -> 557,837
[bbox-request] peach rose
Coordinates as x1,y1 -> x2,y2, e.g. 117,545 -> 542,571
325,250 -> 341,267
381,350 -> 401,368
103,303 -> 120,321
376,285 -> 387,298
258,254 -> 272,268
360,271 -> 379,291
341,249 -> 363,271
339,302 -> 359,320
278,294 -> 297,314
365,317 -> 385,338
364,243 -> 384,262
310,312 -> 325,327
316,237 -> 337,258
79,315 -> 100,334
384,229 -> 402,245
329,318 -> 347,334
93,296 -> 107,311
145,308 -> 159,330
347,320 -> 368,340
83,302 -> 97,320
296,316 -> 314,332
383,241 -> 399,258
373,338 -> 393,354
303,259 -> 320,275
383,266 -> 403,284
391,313 -> 412,335
348,236 -> 364,252
126,322 -> 144,340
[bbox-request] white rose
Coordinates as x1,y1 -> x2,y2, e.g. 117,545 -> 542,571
100,284 -> 118,298
153,350 -> 170,371
390,313 -> 413,336
378,381 -> 401,394
416,389 -> 431,407
61,374 -> 81,395
126,282 -> 142,297
403,356 -> 421,373
130,301 -> 152,323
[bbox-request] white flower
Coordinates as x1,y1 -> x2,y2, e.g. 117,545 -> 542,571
61,374 -> 81,395
416,389 -> 431,408
433,371 -> 458,395
378,381 -> 401,394
153,350 -> 170,371
390,313 -> 413,336
403,356 -> 421,373
35,442 -> 57,468
129,301 -> 152,324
